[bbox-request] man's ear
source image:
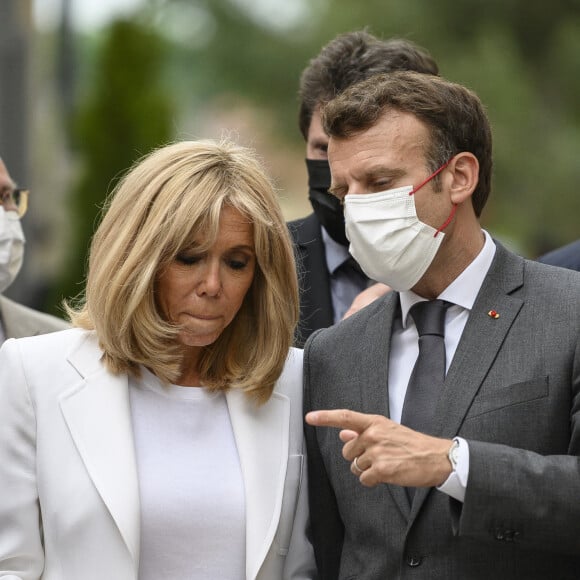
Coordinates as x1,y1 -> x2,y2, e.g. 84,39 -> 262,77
447,152 -> 479,205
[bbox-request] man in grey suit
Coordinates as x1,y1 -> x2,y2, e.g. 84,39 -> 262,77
289,31 -> 438,346
304,71 -> 580,578
0,156 -> 68,341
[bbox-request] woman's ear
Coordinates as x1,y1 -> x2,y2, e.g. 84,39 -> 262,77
447,152 -> 479,205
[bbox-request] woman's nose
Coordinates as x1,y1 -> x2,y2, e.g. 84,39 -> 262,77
197,263 -> 222,297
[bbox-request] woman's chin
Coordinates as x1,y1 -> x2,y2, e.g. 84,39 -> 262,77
177,328 -> 223,348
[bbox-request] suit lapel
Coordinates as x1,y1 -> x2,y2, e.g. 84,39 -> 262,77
434,244 -> 524,440
360,294 -> 411,519
358,293 -> 396,417
226,389 -> 289,580
408,244 -> 525,523
59,334 -> 140,566
290,214 -> 333,345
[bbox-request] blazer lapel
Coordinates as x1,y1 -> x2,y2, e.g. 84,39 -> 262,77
59,333 -> 140,566
226,389 -> 289,580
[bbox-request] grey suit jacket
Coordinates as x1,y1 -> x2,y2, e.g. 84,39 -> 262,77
0,294 -> 69,339
304,241 -> 580,579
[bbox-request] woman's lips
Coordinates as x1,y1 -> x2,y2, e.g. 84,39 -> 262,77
189,314 -> 220,320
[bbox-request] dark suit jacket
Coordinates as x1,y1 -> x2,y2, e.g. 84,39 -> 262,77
538,239 -> 580,271
288,213 -> 334,348
304,241 -> 580,579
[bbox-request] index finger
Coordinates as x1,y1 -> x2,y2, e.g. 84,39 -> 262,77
305,409 -> 376,433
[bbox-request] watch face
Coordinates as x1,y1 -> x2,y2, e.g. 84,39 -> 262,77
449,440 -> 460,468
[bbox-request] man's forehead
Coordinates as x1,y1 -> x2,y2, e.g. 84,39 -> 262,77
329,116 -> 426,161
344,109 -> 424,140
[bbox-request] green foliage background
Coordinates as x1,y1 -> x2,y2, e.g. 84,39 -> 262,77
54,18 -> 173,305
52,0 -> 580,308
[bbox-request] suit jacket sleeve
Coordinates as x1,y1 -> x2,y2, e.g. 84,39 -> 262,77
456,435 -> 580,553
0,338 -> 45,579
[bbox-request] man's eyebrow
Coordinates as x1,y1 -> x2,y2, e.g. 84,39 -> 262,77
328,167 -> 406,197
365,167 -> 405,181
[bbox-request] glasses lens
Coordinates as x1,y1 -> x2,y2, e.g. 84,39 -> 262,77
13,189 -> 28,217
1,188 -> 28,217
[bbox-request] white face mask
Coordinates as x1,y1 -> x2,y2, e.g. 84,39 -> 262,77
0,206 -> 25,293
344,166 -> 455,292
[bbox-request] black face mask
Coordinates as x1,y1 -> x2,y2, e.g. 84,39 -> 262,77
306,158 -> 349,247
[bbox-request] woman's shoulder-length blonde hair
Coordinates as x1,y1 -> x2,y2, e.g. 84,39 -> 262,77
67,139 -> 299,404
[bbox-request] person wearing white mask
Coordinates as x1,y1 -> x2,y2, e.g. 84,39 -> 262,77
289,32 -> 439,346
0,156 -> 68,342
303,71 -> 580,579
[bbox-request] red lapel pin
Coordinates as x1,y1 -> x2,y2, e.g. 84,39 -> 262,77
487,309 -> 500,319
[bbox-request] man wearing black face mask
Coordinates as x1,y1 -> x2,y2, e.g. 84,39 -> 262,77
289,31 -> 439,347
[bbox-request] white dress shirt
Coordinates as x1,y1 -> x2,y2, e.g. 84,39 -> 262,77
388,230 -> 496,501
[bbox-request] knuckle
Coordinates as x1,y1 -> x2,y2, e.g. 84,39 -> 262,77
341,409 -> 352,422
366,424 -> 382,440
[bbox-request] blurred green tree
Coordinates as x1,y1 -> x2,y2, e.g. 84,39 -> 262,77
162,0 -> 580,257
49,0 -> 580,316
53,18 -> 174,310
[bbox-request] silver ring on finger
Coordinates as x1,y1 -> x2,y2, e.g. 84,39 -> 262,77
353,456 -> 365,475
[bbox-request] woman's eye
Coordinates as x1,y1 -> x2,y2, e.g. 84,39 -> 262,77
228,259 -> 248,271
176,253 -> 201,265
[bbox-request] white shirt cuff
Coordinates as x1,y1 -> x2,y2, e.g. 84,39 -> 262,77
436,437 -> 469,503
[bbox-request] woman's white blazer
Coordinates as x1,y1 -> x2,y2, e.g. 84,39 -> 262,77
0,328 -> 316,580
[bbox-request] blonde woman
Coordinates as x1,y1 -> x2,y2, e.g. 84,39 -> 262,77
0,140 -> 316,580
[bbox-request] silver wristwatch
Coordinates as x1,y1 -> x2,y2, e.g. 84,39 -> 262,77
447,438 -> 460,471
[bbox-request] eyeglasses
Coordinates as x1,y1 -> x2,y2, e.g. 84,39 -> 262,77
0,188 -> 29,217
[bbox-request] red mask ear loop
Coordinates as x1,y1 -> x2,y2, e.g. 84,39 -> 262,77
434,203 -> 457,237
409,158 -> 452,196
408,157 -> 456,237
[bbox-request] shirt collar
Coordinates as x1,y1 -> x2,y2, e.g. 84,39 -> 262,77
321,226 -> 352,274
400,229 -> 496,327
